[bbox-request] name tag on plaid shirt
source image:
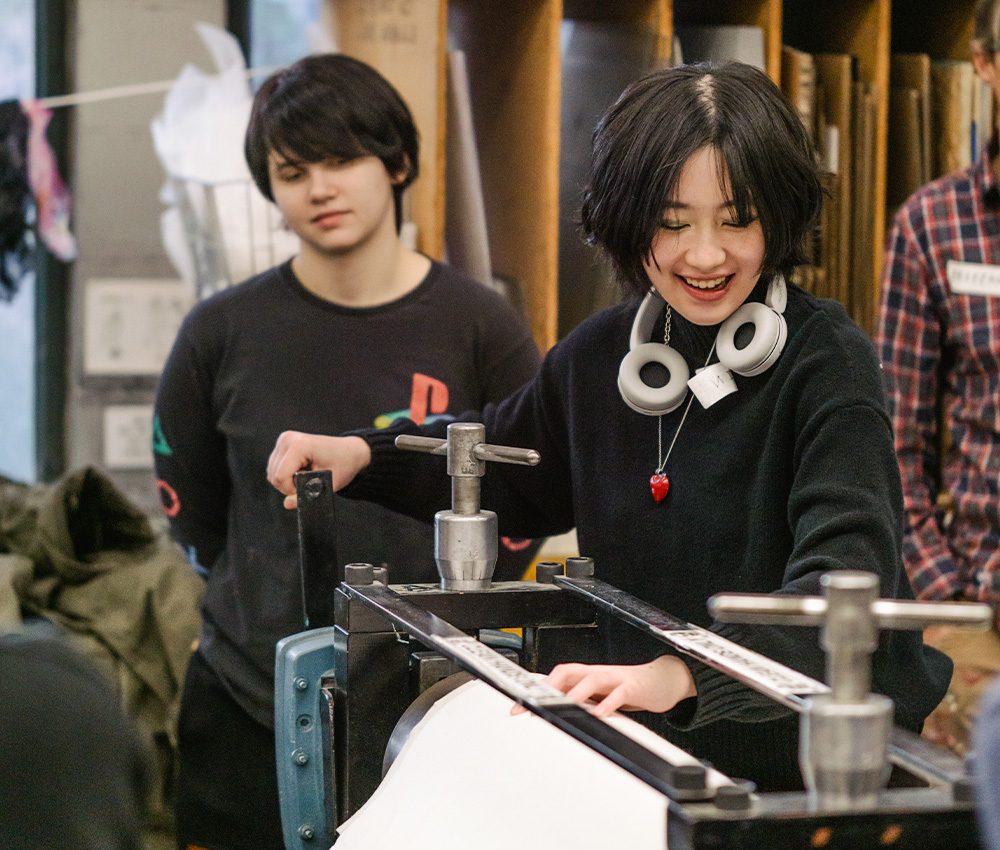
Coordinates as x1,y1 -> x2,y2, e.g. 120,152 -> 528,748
947,260 -> 1000,296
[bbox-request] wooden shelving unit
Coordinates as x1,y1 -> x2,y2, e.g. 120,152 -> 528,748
673,0 -> 783,82
783,0 -> 891,333
330,0 -> 449,263
326,0 -> 983,349
892,0 -> 977,60
449,0 -> 563,350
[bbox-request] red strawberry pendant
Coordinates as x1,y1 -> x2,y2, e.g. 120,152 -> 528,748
650,474 -> 670,504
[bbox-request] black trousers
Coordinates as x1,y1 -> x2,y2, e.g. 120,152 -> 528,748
174,651 -> 285,850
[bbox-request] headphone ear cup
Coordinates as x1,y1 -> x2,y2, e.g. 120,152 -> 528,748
617,343 -> 690,415
716,302 -> 787,377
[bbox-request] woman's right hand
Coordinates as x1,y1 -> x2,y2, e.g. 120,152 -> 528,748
511,656 -> 696,718
267,432 -> 372,509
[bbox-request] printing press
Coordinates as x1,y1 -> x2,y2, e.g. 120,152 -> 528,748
274,422 -> 993,850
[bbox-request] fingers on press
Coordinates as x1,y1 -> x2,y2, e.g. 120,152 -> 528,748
592,684 -> 630,717
565,670 -> 614,707
545,663 -> 589,692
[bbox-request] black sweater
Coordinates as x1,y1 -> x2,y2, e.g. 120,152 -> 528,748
154,260 -> 541,726
346,281 -> 952,790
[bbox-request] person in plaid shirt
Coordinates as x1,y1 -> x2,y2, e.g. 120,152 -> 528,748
876,0 -> 1000,756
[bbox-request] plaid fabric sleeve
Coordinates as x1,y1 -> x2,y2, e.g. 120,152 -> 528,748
876,209 -> 963,600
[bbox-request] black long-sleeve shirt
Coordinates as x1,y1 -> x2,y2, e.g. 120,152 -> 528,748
345,279 -> 952,790
154,260 -> 541,726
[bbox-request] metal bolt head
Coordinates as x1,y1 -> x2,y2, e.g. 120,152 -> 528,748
292,748 -> 309,765
344,563 -> 375,586
820,570 -> 879,593
671,763 -> 707,791
305,477 -> 324,498
715,782 -> 754,810
293,676 -> 309,691
565,556 -> 595,578
446,422 -> 487,477
298,824 -> 315,840
535,562 -> 564,584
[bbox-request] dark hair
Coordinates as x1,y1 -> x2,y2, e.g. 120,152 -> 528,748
974,0 -> 1000,53
245,54 -> 419,228
581,62 -> 823,297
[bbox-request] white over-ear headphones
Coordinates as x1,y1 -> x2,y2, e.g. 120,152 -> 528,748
617,276 -> 787,416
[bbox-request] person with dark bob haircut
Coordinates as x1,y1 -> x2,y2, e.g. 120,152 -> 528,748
582,62 -> 822,295
154,52 -> 541,850
244,52 -> 418,229
267,61 -> 951,792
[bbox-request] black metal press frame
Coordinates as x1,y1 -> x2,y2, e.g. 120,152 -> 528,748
275,470 -> 985,850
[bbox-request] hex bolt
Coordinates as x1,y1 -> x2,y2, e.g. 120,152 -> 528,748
715,782 -> 753,811
298,824 -> 315,840
292,748 -> 309,765
293,676 -> 309,691
671,763 -> 707,791
565,556 -> 595,578
535,562 -> 564,584
344,563 -> 375,586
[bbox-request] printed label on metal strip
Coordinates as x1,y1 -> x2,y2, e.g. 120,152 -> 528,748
432,635 -> 574,706
659,628 -> 829,696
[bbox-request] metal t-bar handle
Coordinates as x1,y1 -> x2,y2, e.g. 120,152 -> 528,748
709,571 -> 992,702
396,424 -> 540,515
394,423 -> 540,590
710,571 -> 991,810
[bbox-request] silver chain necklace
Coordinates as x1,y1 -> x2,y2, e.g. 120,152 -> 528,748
651,305 -> 716,503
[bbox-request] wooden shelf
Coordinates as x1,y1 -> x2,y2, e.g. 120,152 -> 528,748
784,0 -> 891,325
331,0 -> 448,261
891,0 -> 977,60
674,0 -> 782,82
327,0 -> 983,347
449,0 -> 562,350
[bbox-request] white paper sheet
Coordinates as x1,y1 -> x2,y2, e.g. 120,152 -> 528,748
334,680 -> 728,850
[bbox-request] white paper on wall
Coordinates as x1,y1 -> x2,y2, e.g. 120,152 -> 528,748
103,404 -> 154,469
83,278 -> 192,376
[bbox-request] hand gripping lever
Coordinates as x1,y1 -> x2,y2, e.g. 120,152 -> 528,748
708,571 -> 991,811
395,422 -> 540,590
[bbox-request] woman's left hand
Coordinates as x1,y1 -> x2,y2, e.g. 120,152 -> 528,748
534,656 -> 697,717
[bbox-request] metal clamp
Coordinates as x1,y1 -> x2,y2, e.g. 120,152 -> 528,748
395,423 -> 539,590
709,571 -> 991,811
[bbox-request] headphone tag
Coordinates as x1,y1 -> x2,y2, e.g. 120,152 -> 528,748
688,363 -> 737,408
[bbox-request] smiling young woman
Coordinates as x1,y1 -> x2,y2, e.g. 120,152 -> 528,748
267,61 -> 951,793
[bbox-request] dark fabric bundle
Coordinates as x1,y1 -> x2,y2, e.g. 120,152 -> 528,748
0,99 -> 33,302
